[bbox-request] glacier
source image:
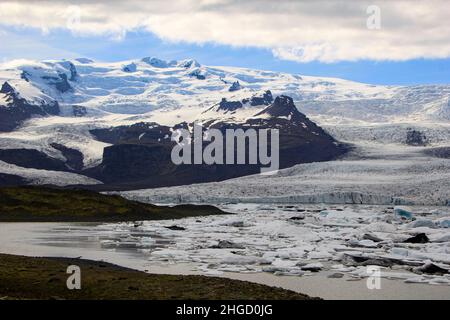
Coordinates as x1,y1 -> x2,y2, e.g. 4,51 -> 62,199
0,56 -> 448,203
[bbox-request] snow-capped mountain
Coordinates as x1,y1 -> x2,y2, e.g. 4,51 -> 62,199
1,57 -> 449,127
0,57 -> 449,189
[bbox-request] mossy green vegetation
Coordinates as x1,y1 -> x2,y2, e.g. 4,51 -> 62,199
0,186 -> 227,222
0,254 -> 312,300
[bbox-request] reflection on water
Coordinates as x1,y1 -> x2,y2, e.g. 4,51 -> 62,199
35,225 -> 174,251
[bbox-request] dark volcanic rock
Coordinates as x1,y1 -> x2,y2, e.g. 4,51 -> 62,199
0,81 -> 15,95
254,95 -> 303,121
96,144 -> 174,183
62,61 -> 78,81
359,258 -> 394,268
87,95 -> 348,190
42,73 -> 72,93
51,143 -> 84,171
404,233 -> 429,244
55,73 -> 72,93
415,262 -> 449,275
0,81 -> 60,132
228,81 -> 241,92
189,69 -> 206,80
406,128 -> 427,146
165,225 -> 186,231
0,149 -> 68,171
363,233 -> 384,242
340,253 -> 421,268
210,240 -> 245,249
300,264 -> 322,272
218,98 -> 243,112
68,62 -> 78,81
122,63 -> 137,73
247,90 -> 273,106
72,105 -> 87,117
57,61 -> 78,81
208,90 -> 273,114
20,71 -> 31,82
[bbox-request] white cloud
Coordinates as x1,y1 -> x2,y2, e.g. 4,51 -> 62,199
0,0 -> 449,62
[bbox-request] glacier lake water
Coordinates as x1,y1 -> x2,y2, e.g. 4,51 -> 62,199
1,203 -> 449,299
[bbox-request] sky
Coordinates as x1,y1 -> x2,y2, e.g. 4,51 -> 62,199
0,0 -> 450,85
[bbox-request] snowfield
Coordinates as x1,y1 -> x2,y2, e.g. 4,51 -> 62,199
0,57 -> 449,125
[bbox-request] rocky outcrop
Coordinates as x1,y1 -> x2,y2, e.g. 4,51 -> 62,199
0,82 -> 60,132
243,90 -> 273,106
72,105 -> 87,117
211,90 -> 273,114
122,63 -> 137,73
254,95 -> 303,120
217,98 -> 243,112
87,95 -> 349,190
51,143 -> 84,171
189,69 -> 206,80
229,81 -> 241,92
141,57 -> 169,68
43,73 -> 72,93
406,128 -> 428,146
0,149 -> 68,171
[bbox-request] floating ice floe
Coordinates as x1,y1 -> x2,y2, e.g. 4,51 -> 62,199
20,203 -> 450,286
394,206 -> 415,221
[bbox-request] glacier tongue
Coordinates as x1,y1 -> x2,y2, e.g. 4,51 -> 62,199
120,142 -> 450,206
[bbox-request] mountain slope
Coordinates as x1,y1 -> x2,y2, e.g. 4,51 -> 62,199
0,57 -> 449,189
85,95 -> 348,190
1,57 -> 449,125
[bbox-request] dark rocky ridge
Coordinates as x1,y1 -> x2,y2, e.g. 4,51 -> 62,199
0,92 -> 349,190
243,90 -> 273,106
255,95 -> 305,121
0,82 -> 60,132
50,143 -> 84,171
211,90 -> 273,113
85,95 -> 349,190
0,149 -> 68,171
43,73 -> 71,92
72,105 -> 87,117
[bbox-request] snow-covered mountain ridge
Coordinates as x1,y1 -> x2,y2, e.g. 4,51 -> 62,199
1,57 -> 449,126
0,57 -> 449,195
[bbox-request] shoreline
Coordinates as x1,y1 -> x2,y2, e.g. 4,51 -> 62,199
0,186 -> 229,222
0,253 -> 314,300
2,252 -> 449,300
1,201 -> 449,300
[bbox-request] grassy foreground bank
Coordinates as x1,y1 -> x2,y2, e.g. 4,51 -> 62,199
0,186 -> 227,222
0,254 -> 312,300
